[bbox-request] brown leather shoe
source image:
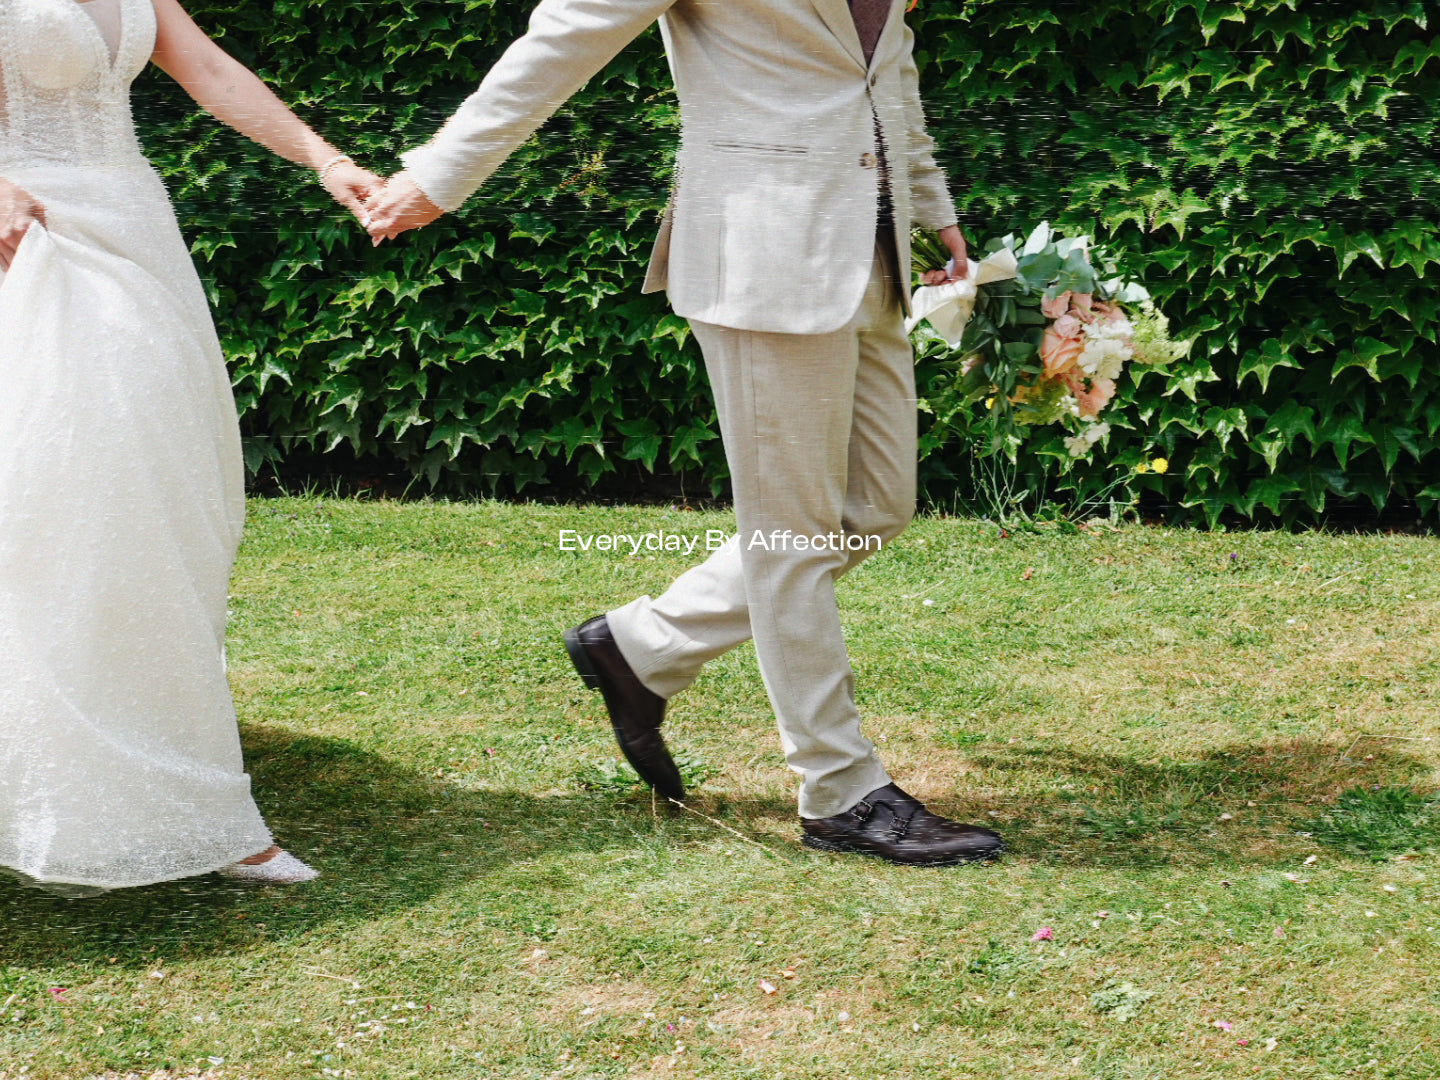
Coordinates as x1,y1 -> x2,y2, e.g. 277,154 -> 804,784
801,783 -> 1003,865
564,615 -> 685,803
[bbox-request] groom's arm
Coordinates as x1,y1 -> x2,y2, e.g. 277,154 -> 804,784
367,0 -> 678,240
898,19 -> 968,281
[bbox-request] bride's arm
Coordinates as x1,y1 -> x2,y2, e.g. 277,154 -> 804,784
0,178 -> 46,272
149,0 -> 380,219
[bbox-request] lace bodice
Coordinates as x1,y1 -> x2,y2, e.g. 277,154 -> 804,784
0,0 -> 155,169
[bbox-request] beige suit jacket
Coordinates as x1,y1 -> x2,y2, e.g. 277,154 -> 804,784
402,0 -> 958,334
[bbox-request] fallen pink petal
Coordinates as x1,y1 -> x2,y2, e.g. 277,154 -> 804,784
759,979 -> 778,995
1214,1020 -> 1234,1031
1031,927 -> 1054,941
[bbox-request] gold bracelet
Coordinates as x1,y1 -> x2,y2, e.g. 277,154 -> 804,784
316,154 -> 353,182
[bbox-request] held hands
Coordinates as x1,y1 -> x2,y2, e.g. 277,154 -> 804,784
316,157 -> 386,226
363,171 -> 444,245
0,178 -> 47,272
920,223 -> 970,285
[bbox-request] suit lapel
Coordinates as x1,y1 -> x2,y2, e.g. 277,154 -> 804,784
810,0 -> 868,71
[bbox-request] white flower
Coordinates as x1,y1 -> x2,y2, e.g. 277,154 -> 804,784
1077,334 -> 1132,380
1064,422 -> 1109,457
1086,318 -> 1132,343
1093,349 -> 1129,381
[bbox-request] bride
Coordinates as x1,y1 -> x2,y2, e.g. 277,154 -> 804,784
0,0 -> 378,890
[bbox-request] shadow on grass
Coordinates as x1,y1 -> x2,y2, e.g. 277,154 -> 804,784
946,736 -> 1433,868
0,723 -> 729,970
4,731 -> 1431,969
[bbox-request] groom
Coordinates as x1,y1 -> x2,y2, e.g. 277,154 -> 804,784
366,0 -> 1003,865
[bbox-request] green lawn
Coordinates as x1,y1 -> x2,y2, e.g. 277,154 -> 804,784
3,498 -> 1439,1080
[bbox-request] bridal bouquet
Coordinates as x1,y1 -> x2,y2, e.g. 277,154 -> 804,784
909,222 -> 1186,458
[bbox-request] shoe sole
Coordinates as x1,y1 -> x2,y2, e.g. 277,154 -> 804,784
564,626 -> 686,804
800,833 -> 1003,866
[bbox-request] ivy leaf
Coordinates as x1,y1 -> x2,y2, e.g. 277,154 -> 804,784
1250,431 -> 1286,473
1374,425 -> 1422,473
668,422 -> 718,468
1385,223 -> 1440,278
1331,338 -> 1396,382
550,416 -> 604,463
1296,464 -> 1350,513
1197,2 -> 1249,43
1393,37 -> 1440,76
1202,406 -> 1248,450
1165,356 -> 1221,402
1185,442 -> 1228,481
1346,468 -> 1391,511
616,418 -> 662,469
1235,339 -> 1300,392
1242,473 -> 1300,517
1334,231 -> 1386,276
1264,400 -> 1317,452
1318,414 -> 1373,469
1139,57 -> 1197,101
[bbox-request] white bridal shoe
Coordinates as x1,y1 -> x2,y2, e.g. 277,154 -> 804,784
218,849 -> 319,884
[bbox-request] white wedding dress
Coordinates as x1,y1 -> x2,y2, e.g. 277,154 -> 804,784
0,0 -> 275,889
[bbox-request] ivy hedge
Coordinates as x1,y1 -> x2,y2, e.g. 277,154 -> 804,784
135,0 -> 1440,524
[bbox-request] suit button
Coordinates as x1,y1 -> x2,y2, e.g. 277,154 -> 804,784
859,151 -> 878,168
869,73 -> 878,87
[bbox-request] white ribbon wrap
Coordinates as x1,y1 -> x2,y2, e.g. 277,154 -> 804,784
905,247 -> 1021,346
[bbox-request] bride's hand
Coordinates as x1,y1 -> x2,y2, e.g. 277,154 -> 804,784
0,178 -> 46,271
317,159 -> 385,226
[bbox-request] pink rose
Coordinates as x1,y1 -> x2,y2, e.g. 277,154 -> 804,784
1069,293 -> 1098,324
1091,300 -> 1124,323
1063,371 -> 1116,418
1053,313 -> 1083,339
1040,291 -> 1071,319
1040,327 -> 1084,376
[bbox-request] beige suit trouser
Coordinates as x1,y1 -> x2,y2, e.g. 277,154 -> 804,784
607,248 -> 915,818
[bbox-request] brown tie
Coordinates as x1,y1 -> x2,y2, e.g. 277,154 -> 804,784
849,0 -> 890,67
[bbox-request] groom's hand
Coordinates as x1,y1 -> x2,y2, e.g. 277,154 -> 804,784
920,224 -> 970,285
365,172 -> 444,244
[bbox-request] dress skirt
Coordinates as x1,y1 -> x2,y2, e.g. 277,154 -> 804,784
0,159 -> 272,889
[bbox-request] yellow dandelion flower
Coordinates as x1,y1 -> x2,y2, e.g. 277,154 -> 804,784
1151,457 -> 1170,474
1134,462 -> 1150,474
